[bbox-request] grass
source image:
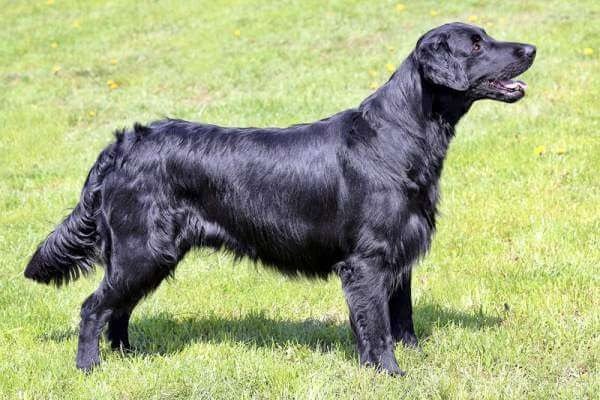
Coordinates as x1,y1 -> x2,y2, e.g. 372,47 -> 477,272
1,0 -> 598,398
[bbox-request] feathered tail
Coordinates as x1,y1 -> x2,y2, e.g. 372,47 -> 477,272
24,146 -> 115,285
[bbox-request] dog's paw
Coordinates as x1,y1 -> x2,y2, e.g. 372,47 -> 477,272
392,320 -> 420,350
111,341 -> 133,354
377,355 -> 406,377
76,354 -> 101,373
397,331 -> 420,350
362,351 -> 406,377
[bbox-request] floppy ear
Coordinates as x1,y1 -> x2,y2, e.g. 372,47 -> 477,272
416,34 -> 469,91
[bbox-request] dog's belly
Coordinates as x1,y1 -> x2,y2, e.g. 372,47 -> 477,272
180,173 -> 347,277
191,211 -> 345,277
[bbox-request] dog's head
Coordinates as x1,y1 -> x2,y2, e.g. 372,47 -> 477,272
414,22 -> 536,103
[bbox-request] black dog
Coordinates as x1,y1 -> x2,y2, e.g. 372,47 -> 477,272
25,23 -> 535,374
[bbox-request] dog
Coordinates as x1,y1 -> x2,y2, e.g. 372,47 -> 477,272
25,22 -> 535,374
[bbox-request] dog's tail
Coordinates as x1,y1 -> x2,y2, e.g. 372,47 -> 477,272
24,146 -> 116,286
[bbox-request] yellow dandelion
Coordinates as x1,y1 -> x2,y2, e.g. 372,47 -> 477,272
106,79 -> 119,90
88,110 -> 96,117
430,10 -> 439,16
72,20 -> 81,28
468,15 -> 478,22
385,63 -> 395,73
533,145 -> 546,156
582,47 -> 594,56
368,69 -> 378,77
47,0 -> 54,5
555,146 -> 566,155
395,3 -> 405,12
233,29 -> 241,37
51,42 -> 58,49
110,58 -> 118,65
52,65 -> 61,74
369,81 -> 379,90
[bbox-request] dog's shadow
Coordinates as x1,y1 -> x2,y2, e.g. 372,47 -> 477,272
42,303 -> 502,359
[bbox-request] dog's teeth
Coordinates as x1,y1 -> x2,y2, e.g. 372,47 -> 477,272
500,79 -> 527,91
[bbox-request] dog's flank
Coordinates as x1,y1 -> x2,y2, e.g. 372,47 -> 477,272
24,23 -> 535,374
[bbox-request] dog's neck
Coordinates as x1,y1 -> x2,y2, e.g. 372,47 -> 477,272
359,53 -> 472,134
357,54 -> 474,188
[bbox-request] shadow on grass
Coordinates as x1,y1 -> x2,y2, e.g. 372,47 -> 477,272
130,311 -> 357,358
414,303 -> 503,340
41,303 -> 502,360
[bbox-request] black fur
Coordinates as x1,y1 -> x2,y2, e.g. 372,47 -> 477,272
24,23 -> 535,374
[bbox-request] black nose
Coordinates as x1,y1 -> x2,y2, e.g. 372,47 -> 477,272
517,44 -> 536,59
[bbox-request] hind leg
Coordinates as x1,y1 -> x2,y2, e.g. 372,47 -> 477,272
76,280 -> 116,371
389,269 -> 418,348
77,285 -> 138,370
105,285 -> 148,352
107,306 -> 135,352
76,277 -> 143,370
76,191 -> 187,370
76,262 -> 172,371
76,242 -> 178,371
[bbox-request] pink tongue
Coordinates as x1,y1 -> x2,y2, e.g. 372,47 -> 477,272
503,80 -> 527,90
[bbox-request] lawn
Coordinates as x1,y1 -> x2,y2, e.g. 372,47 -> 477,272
1,0 -> 598,398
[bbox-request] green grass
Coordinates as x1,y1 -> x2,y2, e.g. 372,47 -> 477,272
1,0 -> 599,398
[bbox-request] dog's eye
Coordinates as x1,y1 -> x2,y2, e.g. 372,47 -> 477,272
472,35 -> 482,52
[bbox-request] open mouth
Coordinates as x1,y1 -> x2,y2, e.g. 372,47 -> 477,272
488,79 -> 528,96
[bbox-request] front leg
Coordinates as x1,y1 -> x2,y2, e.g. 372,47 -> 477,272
389,269 -> 419,348
337,256 -> 404,376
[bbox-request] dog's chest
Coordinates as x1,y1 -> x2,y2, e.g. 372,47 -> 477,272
378,164 -> 443,268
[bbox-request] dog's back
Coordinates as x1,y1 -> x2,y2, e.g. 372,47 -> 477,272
26,111 -> 367,288
104,115 -> 357,277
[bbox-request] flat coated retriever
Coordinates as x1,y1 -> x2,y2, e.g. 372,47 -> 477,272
25,23 -> 536,374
